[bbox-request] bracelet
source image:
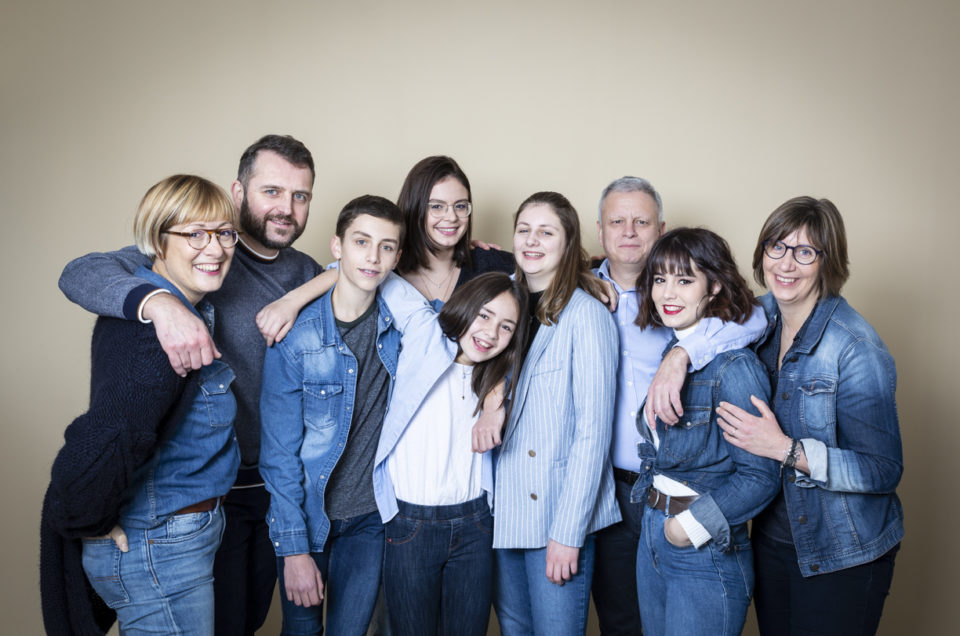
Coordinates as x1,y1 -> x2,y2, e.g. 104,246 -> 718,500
781,438 -> 800,469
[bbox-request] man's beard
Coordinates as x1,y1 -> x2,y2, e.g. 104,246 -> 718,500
239,197 -> 304,250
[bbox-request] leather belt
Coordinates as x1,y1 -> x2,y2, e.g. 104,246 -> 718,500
613,467 -> 641,484
175,496 -> 221,516
646,488 -> 697,516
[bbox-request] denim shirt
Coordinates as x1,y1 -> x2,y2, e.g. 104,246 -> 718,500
754,293 -> 904,576
630,339 -> 780,552
120,267 -> 240,529
259,288 -> 400,556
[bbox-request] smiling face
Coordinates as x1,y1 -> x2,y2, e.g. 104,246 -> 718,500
424,176 -> 470,251
513,203 -> 566,292
455,290 -> 520,365
598,190 -> 664,271
232,150 -> 314,252
153,220 -> 236,305
762,226 -> 822,316
650,260 -> 717,331
331,213 -> 402,295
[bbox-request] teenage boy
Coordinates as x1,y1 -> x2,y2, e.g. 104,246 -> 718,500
259,195 -> 404,635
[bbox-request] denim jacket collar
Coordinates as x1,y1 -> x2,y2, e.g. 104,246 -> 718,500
758,293 -> 842,357
314,283 -> 395,346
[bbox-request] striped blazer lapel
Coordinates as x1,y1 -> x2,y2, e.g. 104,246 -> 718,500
503,321 -> 557,446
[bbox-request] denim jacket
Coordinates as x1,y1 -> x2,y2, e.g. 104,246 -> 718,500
259,288 -> 400,556
121,267 -> 240,529
631,341 -> 780,552
755,293 -> 904,576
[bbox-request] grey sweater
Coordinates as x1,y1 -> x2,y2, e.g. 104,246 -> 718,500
58,243 -> 321,468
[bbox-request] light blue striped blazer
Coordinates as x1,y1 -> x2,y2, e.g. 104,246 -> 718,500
492,288 -> 621,549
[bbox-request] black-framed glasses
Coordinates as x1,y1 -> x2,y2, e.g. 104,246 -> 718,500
164,228 -> 240,250
426,200 -> 472,219
763,240 -> 822,265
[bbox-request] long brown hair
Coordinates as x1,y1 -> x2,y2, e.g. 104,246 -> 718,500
438,273 -> 529,416
513,192 -> 606,324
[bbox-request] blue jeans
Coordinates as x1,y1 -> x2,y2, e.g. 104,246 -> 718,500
592,475 -> 644,635
276,511 -> 383,636
383,497 -> 493,636
81,504 -> 225,635
493,535 -> 595,636
753,530 -> 899,636
635,504 -> 752,636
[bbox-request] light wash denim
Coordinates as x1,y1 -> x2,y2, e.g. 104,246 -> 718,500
493,536 -> 596,636
275,511 -> 384,636
635,505 -> 752,636
82,504 -> 225,635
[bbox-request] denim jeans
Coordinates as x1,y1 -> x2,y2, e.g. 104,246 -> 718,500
493,535 -> 595,636
276,511 -> 383,636
81,504 -> 225,635
753,530 -> 899,636
592,476 -> 644,635
635,505 -> 752,636
383,497 -> 493,636
213,483 -> 277,636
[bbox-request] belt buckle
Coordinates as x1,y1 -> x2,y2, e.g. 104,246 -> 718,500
651,488 -> 661,510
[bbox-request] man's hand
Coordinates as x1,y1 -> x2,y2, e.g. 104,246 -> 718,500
256,296 -> 301,346
545,539 -> 580,585
597,279 -> 619,312
283,554 -> 324,607
142,293 -> 218,376
87,525 -> 129,552
644,346 -> 688,426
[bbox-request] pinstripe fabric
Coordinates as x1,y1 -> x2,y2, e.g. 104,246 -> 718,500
492,288 -> 621,549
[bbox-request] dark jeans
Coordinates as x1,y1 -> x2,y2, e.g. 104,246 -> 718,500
753,531 -> 899,636
213,483 -> 277,636
592,475 -> 644,635
277,511 -> 384,636
383,497 -> 493,636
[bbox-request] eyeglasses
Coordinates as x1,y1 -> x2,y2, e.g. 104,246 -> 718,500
426,200 -> 472,219
763,240 -> 822,265
163,228 -> 240,250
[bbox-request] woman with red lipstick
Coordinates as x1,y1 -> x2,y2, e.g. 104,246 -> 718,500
41,175 -> 241,635
631,227 -> 779,636
492,192 -> 620,636
715,197 -> 903,635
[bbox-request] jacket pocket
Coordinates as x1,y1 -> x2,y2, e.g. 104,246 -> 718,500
199,362 -> 237,428
798,376 -> 837,432
303,382 -> 343,430
659,406 -> 712,463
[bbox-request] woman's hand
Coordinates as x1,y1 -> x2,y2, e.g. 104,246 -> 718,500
545,539 -> 580,585
87,525 -> 129,552
256,296 -> 301,346
470,239 -> 502,251
597,279 -> 619,312
663,517 -> 692,548
716,395 -> 790,461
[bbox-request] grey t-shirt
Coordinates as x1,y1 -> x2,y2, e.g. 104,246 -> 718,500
324,301 -> 390,520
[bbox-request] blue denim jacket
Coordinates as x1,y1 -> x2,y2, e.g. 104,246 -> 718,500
259,288 -> 400,556
755,293 -> 904,576
120,268 -> 240,529
631,341 -> 780,552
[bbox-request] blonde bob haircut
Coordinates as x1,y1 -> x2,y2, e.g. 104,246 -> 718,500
133,174 -> 238,259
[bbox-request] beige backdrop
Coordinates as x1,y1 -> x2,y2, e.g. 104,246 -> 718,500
3,1 -> 956,634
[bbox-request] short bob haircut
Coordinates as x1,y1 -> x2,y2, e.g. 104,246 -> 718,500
438,272 -> 529,417
134,174 -> 238,259
335,194 -> 405,244
396,155 -> 473,275
752,196 -> 850,297
513,192 -> 606,325
636,227 -> 757,329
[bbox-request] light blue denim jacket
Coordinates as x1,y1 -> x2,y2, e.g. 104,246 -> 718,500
120,267 -> 240,529
259,288 -> 400,556
631,340 -> 780,552
755,293 -> 904,576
